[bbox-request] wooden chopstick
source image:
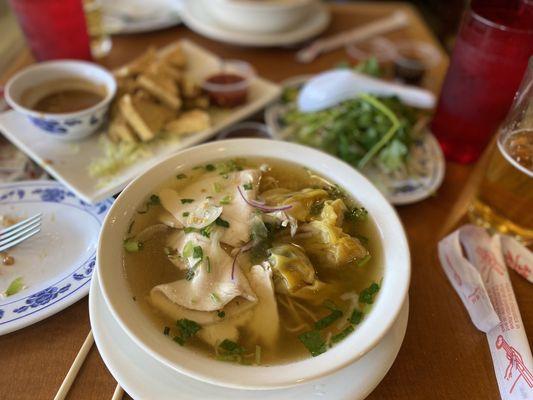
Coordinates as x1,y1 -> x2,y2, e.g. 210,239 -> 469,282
53,331 -> 94,400
53,331 -> 124,400
111,384 -> 124,400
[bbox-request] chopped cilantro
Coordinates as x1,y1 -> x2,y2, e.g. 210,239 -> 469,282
182,212 -> 190,217
215,217 -> 230,228
345,207 -> 368,222
177,319 -> 201,340
183,227 -> 196,234
176,173 -> 187,179
314,309 -> 343,330
181,198 -> 194,204
331,325 -> 355,344
205,164 -> 216,171
163,326 -> 170,336
359,282 -> 380,304
298,331 -> 327,357
173,336 -> 185,345
124,240 -> 142,252
220,195 -> 232,205
5,277 -> 24,296
349,309 -> 363,325
217,310 -> 225,318
192,246 -> 203,259
200,225 -> 212,238
219,339 -> 245,355
243,183 -> 253,191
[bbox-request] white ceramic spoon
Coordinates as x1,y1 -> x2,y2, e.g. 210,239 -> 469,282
297,69 -> 436,112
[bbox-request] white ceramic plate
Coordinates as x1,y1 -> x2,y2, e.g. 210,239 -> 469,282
0,40 -> 280,204
180,0 -> 330,47
102,0 -> 182,34
0,181 -> 112,335
264,75 -> 445,205
90,273 -> 409,400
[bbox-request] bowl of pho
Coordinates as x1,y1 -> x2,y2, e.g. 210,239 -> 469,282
97,138 -> 410,389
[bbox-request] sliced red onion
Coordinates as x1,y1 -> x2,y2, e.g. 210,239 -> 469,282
237,186 -> 292,213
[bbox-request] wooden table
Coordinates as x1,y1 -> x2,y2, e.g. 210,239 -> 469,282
0,3 -> 530,400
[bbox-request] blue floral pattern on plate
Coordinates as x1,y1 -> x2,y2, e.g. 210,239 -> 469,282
0,181 -> 113,333
28,117 -> 68,134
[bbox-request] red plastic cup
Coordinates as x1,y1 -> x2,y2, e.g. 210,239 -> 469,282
9,0 -> 92,61
431,0 -> 533,164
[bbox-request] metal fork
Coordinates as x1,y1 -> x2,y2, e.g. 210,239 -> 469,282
0,213 -> 42,252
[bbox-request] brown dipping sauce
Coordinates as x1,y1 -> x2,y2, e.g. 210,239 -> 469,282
22,79 -> 106,114
33,89 -> 103,113
203,73 -> 248,108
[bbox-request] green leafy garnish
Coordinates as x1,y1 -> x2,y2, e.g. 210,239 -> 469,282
124,240 -> 142,252
185,268 -> 196,281
176,173 -> 187,179
243,183 -> 253,191
213,182 -> 224,193
182,212 -> 190,217
354,57 -> 382,77
192,246 -> 203,259
210,292 -> 220,303
5,277 -> 24,296
172,319 -> 201,345
349,309 -> 363,325
359,282 -> 380,304
215,217 -> 230,228
200,225 -> 213,238
219,339 -> 245,355
181,198 -> 194,204
331,325 -> 355,344
314,309 -> 343,330
219,195 -> 232,205
298,331 -> 327,357
217,310 -> 225,318
344,207 -> 368,222
205,164 -> 216,171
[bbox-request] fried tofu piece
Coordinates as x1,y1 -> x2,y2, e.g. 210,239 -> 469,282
162,45 -> 186,69
165,110 -> 210,136
119,94 -> 175,141
114,47 -> 157,78
136,74 -> 182,110
108,113 -> 137,143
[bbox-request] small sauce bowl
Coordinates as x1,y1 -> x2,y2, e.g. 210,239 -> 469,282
5,60 -> 116,141
202,60 -> 255,108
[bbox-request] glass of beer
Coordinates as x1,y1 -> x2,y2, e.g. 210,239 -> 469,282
469,57 -> 533,244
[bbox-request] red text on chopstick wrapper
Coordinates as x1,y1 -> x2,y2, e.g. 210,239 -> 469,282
439,225 -> 533,400
500,235 -> 533,284
438,230 -> 500,332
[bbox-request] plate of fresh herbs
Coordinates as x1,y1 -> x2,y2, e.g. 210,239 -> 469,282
264,70 -> 444,205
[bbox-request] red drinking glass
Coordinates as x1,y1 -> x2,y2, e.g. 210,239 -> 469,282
431,0 -> 533,164
9,0 -> 92,61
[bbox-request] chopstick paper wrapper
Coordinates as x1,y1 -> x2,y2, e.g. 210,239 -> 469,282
438,225 -> 533,399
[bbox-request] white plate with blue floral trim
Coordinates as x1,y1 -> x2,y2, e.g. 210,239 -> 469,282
90,273 -> 409,400
264,75 -> 445,205
0,181 -> 112,335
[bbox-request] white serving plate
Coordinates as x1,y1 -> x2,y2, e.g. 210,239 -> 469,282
179,0 -> 330,47
90,273 -> 409,400
0,181 -> 112,335
0,40 -> 281,204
